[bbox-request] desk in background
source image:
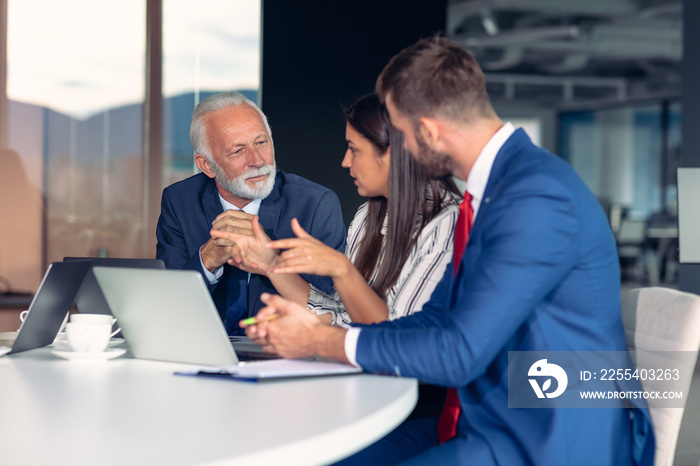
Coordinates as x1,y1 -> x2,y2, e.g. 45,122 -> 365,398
0,347 -> 417,465
644,225 -> 679,286
616,217 -> 679,286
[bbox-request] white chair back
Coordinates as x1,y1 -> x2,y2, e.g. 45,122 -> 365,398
621,287 -> 700,466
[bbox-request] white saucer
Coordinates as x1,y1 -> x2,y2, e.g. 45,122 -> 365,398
51,348 -> 126,361
53,337 -> 125,350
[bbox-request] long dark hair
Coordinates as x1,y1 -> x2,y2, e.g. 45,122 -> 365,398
346,94 -> 461,298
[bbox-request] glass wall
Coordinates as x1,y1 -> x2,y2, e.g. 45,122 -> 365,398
559,102 -> 682,286
162,0 -> 261,186
559,102 -> 682,220
2,0 -> 261,294
5,0 -> 146,292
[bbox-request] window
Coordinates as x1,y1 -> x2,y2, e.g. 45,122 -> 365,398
5,0 -> 146,292
162,0 -> 261,185
559,103 -> 681,219
1,0 -> 261,294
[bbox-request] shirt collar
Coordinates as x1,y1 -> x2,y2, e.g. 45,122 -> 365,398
465,122 -> 515,218
219,196 -> 262,215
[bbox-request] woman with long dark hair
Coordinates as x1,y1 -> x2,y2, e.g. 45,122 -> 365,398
264,93 -> 461,324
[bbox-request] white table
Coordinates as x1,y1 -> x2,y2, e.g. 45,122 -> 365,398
0,347 -> 417,465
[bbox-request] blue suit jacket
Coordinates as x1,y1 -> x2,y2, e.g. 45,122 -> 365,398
156,171 -> 346,322
356,130 -> 654,465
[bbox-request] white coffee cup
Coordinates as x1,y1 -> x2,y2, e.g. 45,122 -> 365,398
18,310 -> 28,331
65,322 -> 112,353
70,314 -> 121,338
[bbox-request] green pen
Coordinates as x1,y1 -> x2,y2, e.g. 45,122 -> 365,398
240,313 -> 280,326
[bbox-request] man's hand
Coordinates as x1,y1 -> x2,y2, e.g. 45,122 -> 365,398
241,293 -> 349,363
210,215 -> 279,275
201,210 -> 256,272
267,218 -> 352,279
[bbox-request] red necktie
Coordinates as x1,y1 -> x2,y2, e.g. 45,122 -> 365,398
436,192 -> 473,444
452,192 -> 473,269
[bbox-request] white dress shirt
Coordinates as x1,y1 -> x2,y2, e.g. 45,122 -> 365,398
344,122 -> 516,367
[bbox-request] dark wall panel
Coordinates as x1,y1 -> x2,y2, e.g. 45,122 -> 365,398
262,0 -> 447,225
679,0 -> 700,293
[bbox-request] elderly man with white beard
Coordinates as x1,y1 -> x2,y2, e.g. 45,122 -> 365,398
156,92 -> 346,335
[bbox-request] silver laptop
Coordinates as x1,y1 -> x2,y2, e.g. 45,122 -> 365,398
92,266 -> 271,366
9,260 -> 93,355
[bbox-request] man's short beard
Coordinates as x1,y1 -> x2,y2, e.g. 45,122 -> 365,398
413,125 -> 454,178
210,160 -> 277,200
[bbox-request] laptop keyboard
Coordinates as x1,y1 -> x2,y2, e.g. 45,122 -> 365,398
228,336 -> 281,361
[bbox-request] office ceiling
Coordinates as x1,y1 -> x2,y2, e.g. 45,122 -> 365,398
446,0 -> 682,105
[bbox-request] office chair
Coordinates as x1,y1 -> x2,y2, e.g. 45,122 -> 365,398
616,218 -> 649,283
621,287 -> 700,466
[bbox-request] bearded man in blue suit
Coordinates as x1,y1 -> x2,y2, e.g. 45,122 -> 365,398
243,38 -> 654,465
156,92 -> 346,335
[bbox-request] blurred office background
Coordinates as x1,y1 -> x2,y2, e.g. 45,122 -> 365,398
0,0 -> 692,296
2,0 -> 699,306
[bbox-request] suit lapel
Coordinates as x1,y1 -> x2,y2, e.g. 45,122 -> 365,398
256,175 -> 283,239
201,178 -> 227,320
470,129 -> 529,238
247,173 -> 283,312
452,130 -> 530,288
202,177 -> 225,225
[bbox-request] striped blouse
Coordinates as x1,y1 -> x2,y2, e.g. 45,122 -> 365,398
306,197 -> 459,326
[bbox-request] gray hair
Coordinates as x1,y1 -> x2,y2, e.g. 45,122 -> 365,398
190,92 -> 272,160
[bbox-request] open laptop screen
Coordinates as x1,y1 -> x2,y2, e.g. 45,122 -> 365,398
63,257 -> 165,315
10,260 -> 92,354
92,267 -> 239,366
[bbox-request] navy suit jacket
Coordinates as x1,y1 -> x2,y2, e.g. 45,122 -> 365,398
156,171 -> 346,323
355,130 -> 654,465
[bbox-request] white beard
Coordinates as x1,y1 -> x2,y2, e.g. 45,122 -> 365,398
211,162 -> 277,200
